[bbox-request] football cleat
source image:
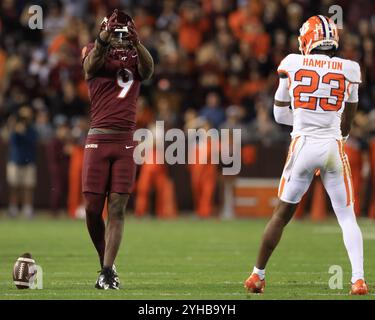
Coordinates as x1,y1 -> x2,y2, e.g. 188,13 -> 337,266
350,279 -> 368,295
244,273 -> 265,294
95,266 -> 120,290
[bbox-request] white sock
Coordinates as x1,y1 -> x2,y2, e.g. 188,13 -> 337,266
333,204 -> 364,283
252,266 -> 265,280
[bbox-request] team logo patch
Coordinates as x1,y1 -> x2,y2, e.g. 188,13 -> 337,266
85,144 -> 98,149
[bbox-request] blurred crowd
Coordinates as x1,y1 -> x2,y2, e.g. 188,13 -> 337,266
0,0 -> 374,218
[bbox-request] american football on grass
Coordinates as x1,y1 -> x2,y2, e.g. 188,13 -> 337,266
12,253 -> 37,289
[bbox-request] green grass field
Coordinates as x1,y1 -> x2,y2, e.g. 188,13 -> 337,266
0,215 -> 374,300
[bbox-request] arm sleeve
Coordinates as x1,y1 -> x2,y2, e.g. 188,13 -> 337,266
274,77 -> 291,102
274,59 -> 293,125
273,105 -> 293,126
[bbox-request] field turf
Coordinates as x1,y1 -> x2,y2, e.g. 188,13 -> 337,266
0,215 -> 374,300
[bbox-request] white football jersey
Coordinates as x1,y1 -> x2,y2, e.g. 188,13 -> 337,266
277,53 -> 361,139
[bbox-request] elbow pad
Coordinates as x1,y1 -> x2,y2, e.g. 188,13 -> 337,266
274,105 -> 293,126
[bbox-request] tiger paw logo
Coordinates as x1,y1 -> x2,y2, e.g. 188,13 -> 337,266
299,21 -> 310,36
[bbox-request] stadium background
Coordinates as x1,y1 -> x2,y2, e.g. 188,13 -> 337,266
0,0 -> 374,219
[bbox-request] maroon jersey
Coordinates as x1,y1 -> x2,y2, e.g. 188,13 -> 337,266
82,43 -> 141,131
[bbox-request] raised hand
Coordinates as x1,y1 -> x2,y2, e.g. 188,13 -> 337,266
126,23 -> 140,46
105,9 -> 119,33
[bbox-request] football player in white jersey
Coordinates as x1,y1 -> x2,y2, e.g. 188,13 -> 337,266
244,15 -> 368,295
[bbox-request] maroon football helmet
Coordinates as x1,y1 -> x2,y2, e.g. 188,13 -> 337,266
100,10 -> 136,58
100,10 -> 135,32
100,9 -> 137,59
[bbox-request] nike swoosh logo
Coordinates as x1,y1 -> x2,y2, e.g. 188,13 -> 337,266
125,145 -> 134,149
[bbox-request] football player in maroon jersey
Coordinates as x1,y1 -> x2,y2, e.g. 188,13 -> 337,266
81,9 -> 154,289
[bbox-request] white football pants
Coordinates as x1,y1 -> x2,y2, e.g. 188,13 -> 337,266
278,136 -> 364,283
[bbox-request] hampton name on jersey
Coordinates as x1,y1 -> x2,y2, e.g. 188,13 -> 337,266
277,53 -> 361,139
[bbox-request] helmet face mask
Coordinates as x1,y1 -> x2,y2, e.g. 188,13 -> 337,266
111,27 -> 131,49
110,35 -> 130,50
100,11 -> 135,54
298,16 -> 339,55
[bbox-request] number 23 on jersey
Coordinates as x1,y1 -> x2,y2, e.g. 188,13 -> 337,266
293,69 -> 345,111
